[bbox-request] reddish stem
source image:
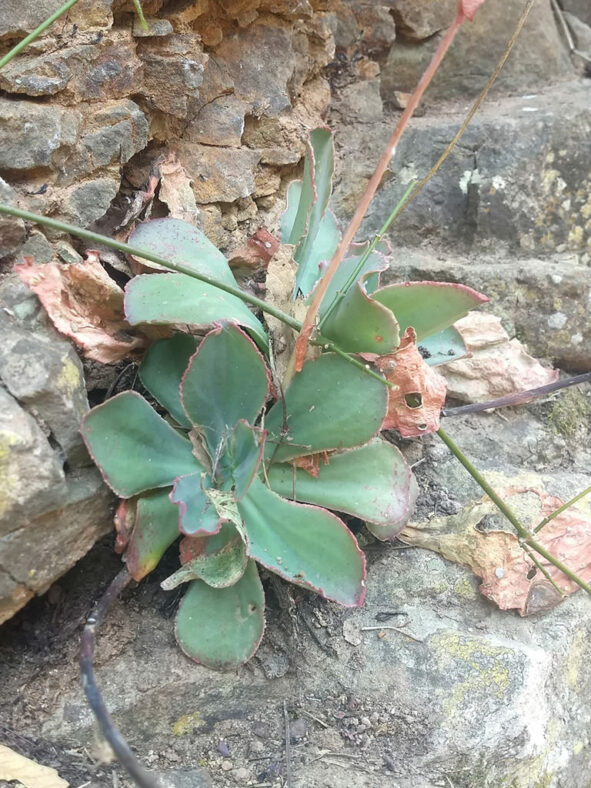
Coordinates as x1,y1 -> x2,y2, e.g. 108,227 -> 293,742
294,8 -> 467,370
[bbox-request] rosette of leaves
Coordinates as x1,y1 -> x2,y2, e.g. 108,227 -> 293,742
81,324 -> 418,670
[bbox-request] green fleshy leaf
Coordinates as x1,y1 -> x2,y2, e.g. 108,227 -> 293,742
319,271 -> 399,353
294,211 -> 340,298
128,218 -> 238,286
263,353 -> 387,463
366,474 -> 420,541
81,392 -> 202,498
171,472 -> 221,536
124,273 -> 268,351
139,333 -> 198,428
372,281 -> 489,342
161,523 -> 247,590
418,326 -> 468,366
181,325 -> 269,457
267,439 -> 416,530
238,477 -> 366,606
280,128 -> 339,298
125,489 -> 180,581
224,421 -> 265,500
175,559 -> 265,669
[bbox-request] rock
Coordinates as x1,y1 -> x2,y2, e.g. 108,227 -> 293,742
0,99 -> 81,172
333,81 -> 591,257
178,144 -> 261,204
564,11 -> 591,56
561,0 -> 591,26
0,0 -> 66,38
332,78 -> 383,123
133,18 -> 174,37
62,178 -> 119,226
15,231 -> 54,264
0,178 -> 25,258
391,0 -> 456,41
0,277 -> 113,623
381,0 -> 574,100
157,767 -> 212,787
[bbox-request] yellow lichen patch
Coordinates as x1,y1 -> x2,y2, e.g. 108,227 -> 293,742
573,741 -> 584,756
566,630 -> 586,689
433,632 -> 512,716
453,576 -> 478,600
0,433 -> 19,519
56,357 -> 81,397
172,711 -> 205,736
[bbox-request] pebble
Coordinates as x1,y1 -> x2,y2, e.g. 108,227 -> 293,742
221,760 -> 233,771
233,767 -> 250,782
289,718 -> 308,740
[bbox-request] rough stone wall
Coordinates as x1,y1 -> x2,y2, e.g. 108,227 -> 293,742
0,0 -> 339,260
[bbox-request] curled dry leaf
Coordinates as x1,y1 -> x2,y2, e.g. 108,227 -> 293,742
113,498 -> 136,554
438,312 -> 558,405
0,744 -> 68,788
293,451 -> 331,478
399,472 -> 591,616
16,256 -> 148,363
373,328 -> 447,437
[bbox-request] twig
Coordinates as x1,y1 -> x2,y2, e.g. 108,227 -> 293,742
80,568 -> 164,788
442,372 -> 591,417
360,626 -> 423,643
310,751 -> 361,763
437,427 -> 591,595
0,0 -> 81,70
299,709 -> 329,729
283,701 -> 292,788
534,484 -> 591,533
294,7 -> 471,369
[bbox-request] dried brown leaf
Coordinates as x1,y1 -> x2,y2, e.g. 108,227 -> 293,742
0,744 -> 69,788
16,256 -> 147,364
374,328 -> 447,437
400,472 -> 591,615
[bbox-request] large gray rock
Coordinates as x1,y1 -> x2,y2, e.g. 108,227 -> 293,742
0,178 -> 25,258
0,0 -> 66,39
0,278 -> 113,623
561,0 -> 591,26
382,0 -> 574,100
333,80 -> 591,256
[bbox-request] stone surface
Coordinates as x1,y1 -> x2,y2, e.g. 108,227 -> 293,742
382,0 -> 574,100
0,278 -> 113,623
391,0 -> 456,41
561,0 -> 591,26
0,178 -> 25,258
386,249 -> 591,373
0,0 -> 66,39
333,81 -> 591,256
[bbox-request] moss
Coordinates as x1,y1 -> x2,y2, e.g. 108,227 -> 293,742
548,387 -> 591,439
172,711 -> 205,736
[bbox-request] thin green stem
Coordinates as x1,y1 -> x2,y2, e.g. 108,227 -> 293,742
436,427 -> 591,596
520,544 -> 565,597
132,0 -> 149,31
318,180 -> 417,331
534,484 -> 591,533
0,203 -> 392,388
0,0 -> 81,70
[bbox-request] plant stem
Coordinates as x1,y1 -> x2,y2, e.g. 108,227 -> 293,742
520,544 -> 565,596
80,568 -> 163,788
318,180 -> 417,331
0,0 -> 81,70
534,485 -> 591,533
442,372 -> 591,417
293,7 -> 468,370
436,427 -> 591,595
132,0 -> 149,31
0,203 -> 392,388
